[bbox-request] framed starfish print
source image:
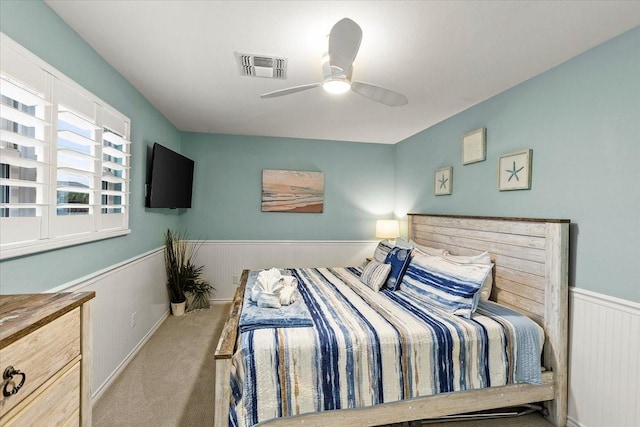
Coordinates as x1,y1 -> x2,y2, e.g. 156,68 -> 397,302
498,149 -> 532,191
434,166 -> 453,195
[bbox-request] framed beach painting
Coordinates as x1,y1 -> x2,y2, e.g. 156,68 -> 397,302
262,169 -> 324,213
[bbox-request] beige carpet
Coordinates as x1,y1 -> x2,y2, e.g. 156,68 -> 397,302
93,304 -> 227,426
93,303 -> 552,427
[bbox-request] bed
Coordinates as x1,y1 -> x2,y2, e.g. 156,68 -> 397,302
215,214 -> 569,427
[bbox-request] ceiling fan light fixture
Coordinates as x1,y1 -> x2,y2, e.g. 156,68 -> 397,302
260,18 -> 406,106
323,77 -> 351,95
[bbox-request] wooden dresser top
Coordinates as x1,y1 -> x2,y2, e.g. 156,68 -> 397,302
0,292 -> 95,348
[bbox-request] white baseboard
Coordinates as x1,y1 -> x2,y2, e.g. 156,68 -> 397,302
91,310 -> 169,404
567,415 -> 585,427
49,248 -> 169,403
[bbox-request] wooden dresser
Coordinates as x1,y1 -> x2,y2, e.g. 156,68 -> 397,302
0,292 -> 95,426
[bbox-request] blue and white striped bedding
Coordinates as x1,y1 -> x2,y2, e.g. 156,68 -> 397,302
230,267 -> 544,427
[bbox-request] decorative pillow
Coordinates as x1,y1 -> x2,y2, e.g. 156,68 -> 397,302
360,260 -> 392,292
394,237 -> 413,249
409,240 -> 447,256
373,240 -> 394,262
384,247 -> 412,290
442,251 -> 491,265
442,251 -> 493,300
399,251 -> 492,318
478,271 -> 493,300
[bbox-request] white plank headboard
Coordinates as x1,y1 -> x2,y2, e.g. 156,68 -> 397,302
408,213 -> 569,425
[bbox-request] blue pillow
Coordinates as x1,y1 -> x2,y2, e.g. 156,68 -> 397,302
384,247 -> 412,290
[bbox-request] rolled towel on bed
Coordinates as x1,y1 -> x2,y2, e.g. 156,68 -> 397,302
257,292 -> 281,308
257,268 -> 283,290
282,275 -> 298,288
279,286 -> 297,306
252,268 -> 284,305
250,284 -> 260,302
239,270 -> 314,332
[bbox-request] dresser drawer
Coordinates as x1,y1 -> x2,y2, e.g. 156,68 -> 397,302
2,361 -> 80,426
0,307 -> 80,417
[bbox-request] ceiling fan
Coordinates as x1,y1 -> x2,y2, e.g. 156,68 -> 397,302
261,18 -> 408,107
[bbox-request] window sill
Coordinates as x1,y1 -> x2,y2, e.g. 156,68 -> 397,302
0,229 -> 131,261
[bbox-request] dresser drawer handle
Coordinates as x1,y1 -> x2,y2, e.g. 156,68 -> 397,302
2,366 -> 26,397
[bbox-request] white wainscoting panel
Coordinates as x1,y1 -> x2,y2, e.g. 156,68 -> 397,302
568,288 -> 640,427
193,240 -> 379,301
47,248 -> 169,403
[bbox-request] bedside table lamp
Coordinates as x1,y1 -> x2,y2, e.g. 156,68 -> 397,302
375,219 -> 400,244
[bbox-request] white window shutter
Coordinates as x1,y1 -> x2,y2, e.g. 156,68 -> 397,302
100,108 -> 130,230
0,51 -> 52,246
0,33 -> 131,259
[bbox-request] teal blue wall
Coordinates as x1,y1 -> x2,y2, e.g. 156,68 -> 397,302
394,27 -> 640,302
1,1 -> 638,304
180,133 -> 395,240
0,0 -> 183,293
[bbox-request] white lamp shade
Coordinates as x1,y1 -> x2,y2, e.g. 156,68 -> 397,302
375,219 -> 400,239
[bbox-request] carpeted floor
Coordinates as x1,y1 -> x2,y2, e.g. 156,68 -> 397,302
93,304 -> 226,426
93,303 -> 553,427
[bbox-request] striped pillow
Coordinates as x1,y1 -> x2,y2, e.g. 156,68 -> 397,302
360,260 -> 392,291
399,251 -> 492,318
442,251 -> 494,300
373,240 -> 394,262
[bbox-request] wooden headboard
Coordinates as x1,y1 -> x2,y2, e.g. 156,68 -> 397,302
408,214 -> 569,423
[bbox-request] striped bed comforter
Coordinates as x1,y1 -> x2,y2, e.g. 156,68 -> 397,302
230,267 -> 544,427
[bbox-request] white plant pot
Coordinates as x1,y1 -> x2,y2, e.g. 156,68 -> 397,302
171,301 -> 186,316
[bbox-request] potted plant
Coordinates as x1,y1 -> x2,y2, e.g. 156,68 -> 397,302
163,229 -> 211,315
185,275 -> 213,311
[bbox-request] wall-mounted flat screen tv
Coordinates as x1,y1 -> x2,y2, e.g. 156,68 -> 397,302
146,142 -> 194,209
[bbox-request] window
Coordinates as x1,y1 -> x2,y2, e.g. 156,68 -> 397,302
0,34 -> 131,259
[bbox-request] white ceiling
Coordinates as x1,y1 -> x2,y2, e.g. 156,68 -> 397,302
44,1 -> 640,144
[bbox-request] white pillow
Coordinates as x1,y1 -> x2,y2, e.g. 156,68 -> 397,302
394,237 -> 413,249
477,269 -> 494,300
360,260 -> 392,292
442,251 -> 493,300
409,240 -> 448,257
443,251 -> 491,265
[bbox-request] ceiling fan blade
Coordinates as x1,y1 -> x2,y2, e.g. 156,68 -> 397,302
328,18 -> 362,73
351,81 -> 408,107
260,83 -> 321,98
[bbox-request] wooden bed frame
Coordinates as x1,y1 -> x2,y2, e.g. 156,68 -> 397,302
214,214 -> 569,427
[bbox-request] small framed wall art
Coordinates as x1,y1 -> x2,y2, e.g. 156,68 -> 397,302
434,166 -> 453,196
462,127 -> 486,165
498,149 -> 532,191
